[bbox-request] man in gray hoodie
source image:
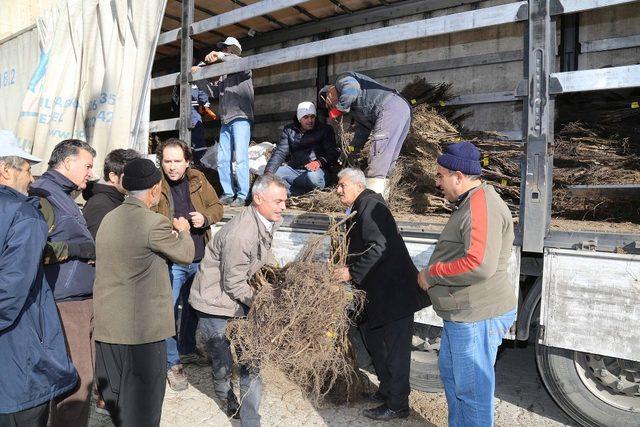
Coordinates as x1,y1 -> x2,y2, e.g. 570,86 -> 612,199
203,36 -> 254,208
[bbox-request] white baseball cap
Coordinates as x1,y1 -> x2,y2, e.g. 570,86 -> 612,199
216,36 -> 242,53
0,130 -> 42,164
296,101 -> 317,121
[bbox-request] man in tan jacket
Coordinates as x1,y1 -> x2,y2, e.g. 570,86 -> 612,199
190,174 -> 287,426
93,158 -> 195,427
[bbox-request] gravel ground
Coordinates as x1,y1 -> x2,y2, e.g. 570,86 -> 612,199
90,342 -> 576,426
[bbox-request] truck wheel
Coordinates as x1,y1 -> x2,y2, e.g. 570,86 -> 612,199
536,343 -> 640,426
409,350 -> 444,393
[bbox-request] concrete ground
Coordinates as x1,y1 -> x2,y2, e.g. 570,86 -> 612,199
89,342 -> 576,426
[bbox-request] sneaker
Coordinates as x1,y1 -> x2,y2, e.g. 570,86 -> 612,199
167,364 -> 189,391
219,195 -> 235,205
230,197 -> 246,207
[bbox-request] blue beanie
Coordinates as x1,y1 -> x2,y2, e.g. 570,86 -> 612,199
437,141 -> 482,175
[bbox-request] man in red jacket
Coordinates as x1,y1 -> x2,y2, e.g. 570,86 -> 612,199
418,141 -> 517,427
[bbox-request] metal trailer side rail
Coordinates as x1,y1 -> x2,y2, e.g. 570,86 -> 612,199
540,248 -> 640,363
150,0 -> 640,253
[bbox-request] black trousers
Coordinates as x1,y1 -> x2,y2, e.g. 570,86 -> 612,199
0,402 -> 49,427
360,314 -> 413,411
95,340 -> 167,427
191,121 -> 207,165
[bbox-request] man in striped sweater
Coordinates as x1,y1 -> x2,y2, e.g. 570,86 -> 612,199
417,141 -> 517,427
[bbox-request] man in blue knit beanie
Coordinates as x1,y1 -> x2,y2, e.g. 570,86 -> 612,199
418,140 -> 517,427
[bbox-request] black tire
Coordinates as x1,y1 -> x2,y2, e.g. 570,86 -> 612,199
535,343 -> 640,426
409,350 -> 444,393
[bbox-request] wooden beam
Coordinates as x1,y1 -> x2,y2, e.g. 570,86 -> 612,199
182,2 -> 528,85
551,0 -> 639,15
241,0 -> 485,51
549,65 -> 640,94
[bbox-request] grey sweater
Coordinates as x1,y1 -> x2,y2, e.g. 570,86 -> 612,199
211,53 -> 254,124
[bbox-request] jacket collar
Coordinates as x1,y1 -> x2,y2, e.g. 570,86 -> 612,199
249,205 -> 281,238
162,168 -> 202,194
0,184 -> 41,209
41,169 -> 79,194
454,182 -> 485,209
123,196 -> 149,210
352,188 -> 379,210
85,181 -> 125,203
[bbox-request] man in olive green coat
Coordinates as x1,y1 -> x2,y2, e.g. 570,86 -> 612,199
93,158 -> 195,427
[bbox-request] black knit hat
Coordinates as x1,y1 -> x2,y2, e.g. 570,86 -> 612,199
437,141 -> 482,175
122,158 -> 162,191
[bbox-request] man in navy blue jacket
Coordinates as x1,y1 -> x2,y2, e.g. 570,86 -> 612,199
0,130 -> 77,426
264,101 -> 339,195
29,139 -> 97,427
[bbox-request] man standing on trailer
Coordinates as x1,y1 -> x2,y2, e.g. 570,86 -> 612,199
204,36 -> 254,207
320,71 -> 411,198
417,141 -> 517,427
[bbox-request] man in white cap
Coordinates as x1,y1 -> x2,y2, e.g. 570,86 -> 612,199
0,130 -> 78,426
263,101 -> 338,196
202,37 -> 254,207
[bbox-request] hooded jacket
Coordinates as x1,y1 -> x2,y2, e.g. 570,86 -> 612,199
0,185 -> 77,414
210,53 -> 254,124
82,180 -> 125,240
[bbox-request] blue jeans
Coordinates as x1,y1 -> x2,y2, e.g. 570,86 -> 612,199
166,262 -> 200,369
274,164 -> 326,196
198,313 -> 261,427
439,308 -> 516,427
218,118 -> 251,199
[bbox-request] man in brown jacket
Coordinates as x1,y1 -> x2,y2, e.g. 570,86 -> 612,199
93,158 -> 195,426
155,138 -> 224,391
189,174 -> 287,426
417,141 -> 516,427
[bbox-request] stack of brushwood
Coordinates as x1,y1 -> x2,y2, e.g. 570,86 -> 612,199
287,79 -> 638,222
225,216 -> 367,404
552,122 -> 640,221
288,78 -> 523,216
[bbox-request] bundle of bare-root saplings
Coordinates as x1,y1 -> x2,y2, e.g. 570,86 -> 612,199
225,218 -> 367,404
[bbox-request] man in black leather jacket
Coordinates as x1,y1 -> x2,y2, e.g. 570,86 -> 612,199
264,102 -> 339,195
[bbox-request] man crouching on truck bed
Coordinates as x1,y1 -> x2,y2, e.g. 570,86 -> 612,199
333,167 -> 428,421
418,141 -> 517,427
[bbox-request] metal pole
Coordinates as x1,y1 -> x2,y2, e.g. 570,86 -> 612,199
315,32 -> 329,123
521,0 -> 555,253
179,0 -> 194,144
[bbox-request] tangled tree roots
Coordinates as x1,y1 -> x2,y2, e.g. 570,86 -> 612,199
225,218 -> 366,403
